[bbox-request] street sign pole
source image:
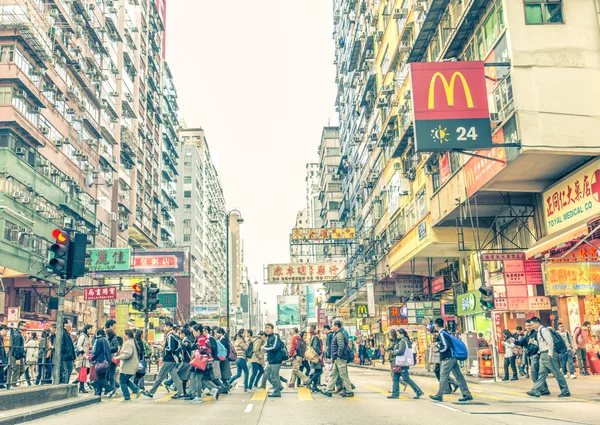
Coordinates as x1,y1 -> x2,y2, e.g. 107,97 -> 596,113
144,277 -> 150,343
52,277 -> 66,385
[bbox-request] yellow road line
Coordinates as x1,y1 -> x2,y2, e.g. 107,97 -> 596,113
471,392 -> 507,401
344,395 -> 362,401
365,385 -> 389,395
251,389 -> 267,401
298,387 -> 313,401
156,394 -> 173,402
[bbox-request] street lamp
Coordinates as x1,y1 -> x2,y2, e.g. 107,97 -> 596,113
209,208 -> 243,336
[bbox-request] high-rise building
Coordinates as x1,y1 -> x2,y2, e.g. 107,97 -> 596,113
318,126 -> 342,258
0,0 -> 176,326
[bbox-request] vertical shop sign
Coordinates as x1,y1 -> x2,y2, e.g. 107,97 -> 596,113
366,282 -> 376,316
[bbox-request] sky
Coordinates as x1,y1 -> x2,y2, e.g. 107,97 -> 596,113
166,0 -> 338,315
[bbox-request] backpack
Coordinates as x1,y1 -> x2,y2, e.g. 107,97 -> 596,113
228,341 -> 237,361
297,338 -> 307,358
245,340 -> 255,359
168,333 -> 183,362
280,340 -> 289,362
541,328 -> 567,355
443,331 -> 468,361
215,340 -> 227,361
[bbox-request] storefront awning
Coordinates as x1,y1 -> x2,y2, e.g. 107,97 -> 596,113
525,220 -> 590,259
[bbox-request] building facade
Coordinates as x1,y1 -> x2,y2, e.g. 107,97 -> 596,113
329,0 -> 600,356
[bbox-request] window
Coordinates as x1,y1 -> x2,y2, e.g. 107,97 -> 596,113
184,149 -> 192,157
416,187 -> 427,221
184,234 -> 191,242
524,0 -> 563,24
405,203 -> 416,230
183,219 -> 191,227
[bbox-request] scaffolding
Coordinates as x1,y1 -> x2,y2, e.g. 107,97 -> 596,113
0,1 -> 53,63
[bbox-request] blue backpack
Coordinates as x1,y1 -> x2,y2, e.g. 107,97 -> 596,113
215,340 -> 227,361
443,330 -> 468,361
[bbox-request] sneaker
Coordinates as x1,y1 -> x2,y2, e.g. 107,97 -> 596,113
341,392 -> 354,398
170,394 -> 184,400
211,388 -> 219,400
429,395 -> 443,402
414,392 -> 423,400
107,388 -> 117,398
526,391 -> 540,398
321,391 -> 332,398
558,392 -> 571,398
387,395 -> 399,399
267,392 -> 281,398
458,396 -> 473,402
570,374 -> 577,379
189,397 -> 203,404
142,390 -> 153,398
120,398 -> 132,402
135,390 -> 142,399
163,383 -> 171,393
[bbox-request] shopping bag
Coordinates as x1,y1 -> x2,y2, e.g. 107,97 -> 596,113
395,347 -> 414,367
89,365 -> 97,382
323,362 -> 333,386
78,366 -> 88,383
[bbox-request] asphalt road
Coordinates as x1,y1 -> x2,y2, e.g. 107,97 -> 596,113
30,367 -> 600,425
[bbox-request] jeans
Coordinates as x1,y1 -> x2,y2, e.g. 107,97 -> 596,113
290,356 -> 309,384
265,363 -> 283,394
503,356 -> 517,379
94,369 -> 114,396
436,357 -> 472,399
36,359 -> 52,385
325,358 -> 352,393
391,367 -> 422,396
229,358 -> 250,389
148,361 -> 183,395
133,372 -> 145,390
108,361 -> 118,387
531,352 -> 569,395
119,373 -> 139,400
250,363 -> 264,388
560,351 -> 575,375
60,360 -> 74,384
306,368 -> 323,388
576,348 -> 588,373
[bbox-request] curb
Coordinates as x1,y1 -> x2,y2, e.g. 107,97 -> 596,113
0,396 -> 101,425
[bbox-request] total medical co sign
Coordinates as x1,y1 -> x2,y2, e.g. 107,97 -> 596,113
410,61 -> 493,152
542,157 -> 600,235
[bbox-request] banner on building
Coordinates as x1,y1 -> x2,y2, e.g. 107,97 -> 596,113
543,262 -> 600,296
306,285 -> 317,322
317,309 -> 328,327
95,249 -> 189,277
431,275 -> 445,293
192,303 -> 221,327
542,157 -> 600,235
88,248 -> 131,273
291,228 -> 355,241
410,61 -> 493,152
395,276 -> 423,297
366,282 -> 376,316
267,261 -> 346,284
83,287 -> 117,301
388,306 -> 408,326
276,295 -> 300,328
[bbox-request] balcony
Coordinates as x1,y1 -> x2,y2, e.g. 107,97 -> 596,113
407,0 -> 450,63
0,105 -> 47,148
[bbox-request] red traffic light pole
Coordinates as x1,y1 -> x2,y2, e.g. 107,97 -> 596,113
50,228 -> 69,386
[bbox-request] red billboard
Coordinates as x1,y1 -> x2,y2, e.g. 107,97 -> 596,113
410,61 -> 493,152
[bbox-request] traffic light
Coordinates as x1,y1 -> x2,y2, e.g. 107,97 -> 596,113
132,283 -> 144,311
69,233 -> 91,278
49,229 -> 70,277
479,286 -> 494,310
145,283 -> 160,312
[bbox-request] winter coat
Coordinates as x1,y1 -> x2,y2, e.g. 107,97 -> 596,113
249,336 -> 265,366
264,333 -> 284,364
76,333 -> 92,368
289,334 -> 301,358
234,336 -> 249,360
330,329 -> 349,361
310,334 -> 323,369
25,339 -> 39,364
11,330 -> 25,360
61,328 -> 76,362
162,331 -> 182,363
115,339 -> 139,375
91,336 -> 111,365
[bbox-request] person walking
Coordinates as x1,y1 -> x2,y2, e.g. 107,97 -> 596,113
502,329 -> 518,381
263,323 -> 285,398
59,319 -> 76,384
91,329 -> 116,397
189,325 -> 219,404
298,331 -> 311,385
429,330 -> 457,394
216,328 -> 233,390
306,326 -> 324,392
24,332 -> 39,386
429,318 -> 473,402
10,321 -> 26,386
114,329 -> 142,402
248,331 -> 266,390
142,321 -> 185,399
105,320 -> 121,388
0,325 -> 8,388
387,329 -> 423,399
526,317 -> 570,398
76,325 -> 93,393
288,327 -> 310,388
133,329 -> 151,390
514,326 -> 527,377
321,320 -> 354,398
558,322 -> 577,379
573,322 -> 590,376
228,329 -> 251,391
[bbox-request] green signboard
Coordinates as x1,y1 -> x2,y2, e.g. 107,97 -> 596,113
87,248 -> 131,272
158,293 -> 177,309
456,289 -> 483,316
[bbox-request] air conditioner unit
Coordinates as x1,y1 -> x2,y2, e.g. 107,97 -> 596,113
403,90 -> 411,100
107,0 -> 115,6
109,7 -> 118,14
39,158 -> 50,167
393,9 -> 406,19
125,93 -> 134,102
22,196 -> 31,204
88,3 -> 95,10
36,205 -> 45,213
382,84 -> 394,94
424,164 -> 438,175
370,132 -> 378,141
400,41 -> 410,52
110,117 -> 119,124
15,90 -> 26,98
80,155 -> 89,162
15,148 -> 26,156
377,96 -> 388,107
29,106 -> 41,114
55,140 -> 63,147
40,126 -> 49,135
66,108 -> 75,115
110,212 -> 117,221
394,163 -> 402,171
109,91 -> 119,97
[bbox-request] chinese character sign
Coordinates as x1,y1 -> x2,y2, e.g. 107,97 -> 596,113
131,250 -> 189,276
290,228 -> 355,241
543,158 -> 600,235
388,306 -> 408,327
88,248 -> 131,272
543,262 -> 600,296
84,286 -> 117,301
267,261 -> 346,284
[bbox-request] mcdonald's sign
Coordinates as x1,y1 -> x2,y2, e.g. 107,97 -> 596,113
356,304 -> 369,319
410,61 -> 493,152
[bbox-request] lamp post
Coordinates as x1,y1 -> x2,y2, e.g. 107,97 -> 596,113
210,209 -> 243,336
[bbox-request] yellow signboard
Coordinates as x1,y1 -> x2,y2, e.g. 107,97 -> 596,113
291,227 -> 355,241
267,261 -> 346,284
543,262 -> 600,296
542,158 -> 600,235
115,305 -> 128,336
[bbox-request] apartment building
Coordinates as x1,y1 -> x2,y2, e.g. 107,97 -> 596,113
331,0 -> 600,343
0,0 -> 174,327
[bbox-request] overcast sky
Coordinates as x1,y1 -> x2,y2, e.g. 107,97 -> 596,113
166,0 -> 337,314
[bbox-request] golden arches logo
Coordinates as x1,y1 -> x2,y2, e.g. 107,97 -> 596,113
357,305 -> 368,316
428,72 -> 474,110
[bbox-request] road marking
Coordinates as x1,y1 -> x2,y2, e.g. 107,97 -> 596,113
344,395 -> 362,401
244,404 -> 253,413
365,385 -> 389,395
298,387 -> 314,401
251,389 -> 267,401
156,394 -> 173,402
434,403 -> 460,412
471,392 -> 507,401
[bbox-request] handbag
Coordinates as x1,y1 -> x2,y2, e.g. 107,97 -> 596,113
395,347 -> 414,367
137,358 -> 147,374
393,365 -> 403,373
190,353 -> 208,371
78,366 -> 88,382
305,347 -> 320,364
95,360 -> 110,374
89,365 -> 97,382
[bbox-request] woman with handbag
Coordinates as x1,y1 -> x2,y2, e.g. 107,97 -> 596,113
114,329 -> 142,401
133,329 -> 149,390
387,329 -> 424,400
249,331 -> 266,390
306,327 -> 324,392
76,325 -> 93,393
91,329 -> 116,397
188,325 -> 220,403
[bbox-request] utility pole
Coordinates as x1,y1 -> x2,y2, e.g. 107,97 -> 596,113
51,277 -> 66,385
144,277 -> 150,343
225,214 -> 230,335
